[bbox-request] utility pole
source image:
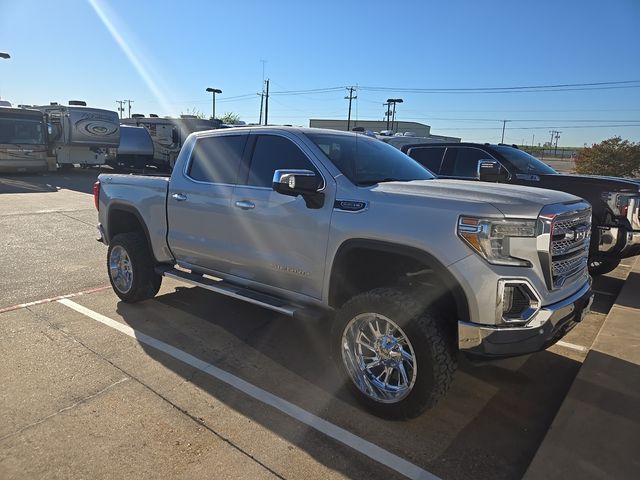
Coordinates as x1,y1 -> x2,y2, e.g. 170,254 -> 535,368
258,92 -> 264,125
116,100 -> 125,119
549,130 -> 556,147
124,99 -> 134,119
500,120 -> 510,143
383,102 -> 390,128
345,87 -> 357,131
264,79 -> 269,126
554,131 -> 561,156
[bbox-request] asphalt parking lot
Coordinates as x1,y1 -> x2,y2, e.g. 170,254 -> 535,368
0,170 -> 634,480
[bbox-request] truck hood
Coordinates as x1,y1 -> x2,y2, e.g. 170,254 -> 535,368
538,173 -> 640,194
372,179 -> 582,218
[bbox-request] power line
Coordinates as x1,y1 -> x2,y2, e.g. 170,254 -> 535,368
358,80 -> 640,94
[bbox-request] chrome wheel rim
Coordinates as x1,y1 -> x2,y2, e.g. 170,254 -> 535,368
341,313 -> 417,404
109,245 -> 133,294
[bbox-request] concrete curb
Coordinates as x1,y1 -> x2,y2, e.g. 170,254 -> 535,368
524,257 -> 640,479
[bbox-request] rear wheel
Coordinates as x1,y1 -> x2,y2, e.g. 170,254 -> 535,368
331,288 -> 456,419
588,259 -> 620,276
107,232 -> 161,302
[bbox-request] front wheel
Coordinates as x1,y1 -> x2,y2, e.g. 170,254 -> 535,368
588,259 -> 620,276
107,232 -> 162,302
331,288 -> 456,419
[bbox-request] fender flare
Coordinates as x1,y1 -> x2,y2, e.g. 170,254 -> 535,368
328,238 -> 470,322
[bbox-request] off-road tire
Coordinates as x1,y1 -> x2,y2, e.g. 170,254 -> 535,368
588,259 -> 620,276
331,287 -> 457,420
107,232 -> 162,303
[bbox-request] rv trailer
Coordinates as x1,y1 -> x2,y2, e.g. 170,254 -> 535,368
106,124 -> 154,170
121,115 -> 221,169
32,102 -> 120,167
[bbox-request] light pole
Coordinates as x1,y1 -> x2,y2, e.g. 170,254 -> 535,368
0,52 -> 9,101
205,87 -> 222,120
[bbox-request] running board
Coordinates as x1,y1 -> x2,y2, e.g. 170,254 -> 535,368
162,268 -> 300,317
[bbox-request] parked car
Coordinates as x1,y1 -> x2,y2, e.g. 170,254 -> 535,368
400,142 -> 640,275
94,127 -> 593,419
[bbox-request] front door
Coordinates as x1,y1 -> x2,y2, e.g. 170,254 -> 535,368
228,132 -> 335,299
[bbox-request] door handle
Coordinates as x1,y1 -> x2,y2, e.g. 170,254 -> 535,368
171,193 -> 187,202
234,200 -> 255,210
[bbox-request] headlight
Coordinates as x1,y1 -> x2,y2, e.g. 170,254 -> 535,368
458,216 -> 535,266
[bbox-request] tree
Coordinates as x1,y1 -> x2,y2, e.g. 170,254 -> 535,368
180,107 -> 207,119
219,112 -> 242,124
575,137 -> 640,177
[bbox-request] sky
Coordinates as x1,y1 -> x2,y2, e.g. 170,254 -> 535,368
1,0 -> 639,147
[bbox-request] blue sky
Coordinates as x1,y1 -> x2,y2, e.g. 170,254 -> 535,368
1,0 -> 639,146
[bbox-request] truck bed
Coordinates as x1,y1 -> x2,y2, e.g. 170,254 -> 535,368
98,173 -> 172,263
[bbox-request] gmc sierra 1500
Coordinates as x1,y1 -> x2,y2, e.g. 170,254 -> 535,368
95,127 -> 593,418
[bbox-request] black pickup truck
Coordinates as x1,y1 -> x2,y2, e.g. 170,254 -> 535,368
400,142 -> 640,275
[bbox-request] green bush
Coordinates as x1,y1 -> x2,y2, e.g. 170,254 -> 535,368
575,137 -> 640,177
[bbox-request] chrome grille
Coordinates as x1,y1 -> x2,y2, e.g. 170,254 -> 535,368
550,208 -> 591,289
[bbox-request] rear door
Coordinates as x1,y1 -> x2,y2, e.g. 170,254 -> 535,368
228,132 -> 335,299
167,132 -> 248,272
405,146 -> 446,174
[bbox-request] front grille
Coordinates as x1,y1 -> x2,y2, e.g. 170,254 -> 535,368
549,208 -> 591,289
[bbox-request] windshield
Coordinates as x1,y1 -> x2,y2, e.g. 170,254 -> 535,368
0,117 -> 46,145
305,132 -> 434,186
495,146 -> 557,175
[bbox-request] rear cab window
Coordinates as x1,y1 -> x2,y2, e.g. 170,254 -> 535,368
187,134 -> 248,184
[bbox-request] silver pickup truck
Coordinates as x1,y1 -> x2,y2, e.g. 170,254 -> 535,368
95,126 -> 593,419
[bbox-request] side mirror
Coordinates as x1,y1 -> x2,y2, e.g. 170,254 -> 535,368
272,169 -> 324,209
478,159 -> 507,182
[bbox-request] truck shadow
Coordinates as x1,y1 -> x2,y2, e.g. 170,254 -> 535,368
0,169 -> 107,194
0,166 -> 165,195
114,285 -> 586,480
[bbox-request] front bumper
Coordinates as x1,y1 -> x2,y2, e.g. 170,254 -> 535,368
458,279 -> 593,358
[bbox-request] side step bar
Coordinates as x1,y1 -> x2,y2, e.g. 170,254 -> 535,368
161,268 -> 325,319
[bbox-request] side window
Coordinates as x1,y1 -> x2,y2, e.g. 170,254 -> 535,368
406,147 -> 446,174
187,135 -> 247,184
247,135 -> 318,187
441,147 -> 492,178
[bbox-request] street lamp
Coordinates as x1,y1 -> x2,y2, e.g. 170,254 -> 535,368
0,52 -> 10,59
205,87 -> 222,120
386,98 -> 403,132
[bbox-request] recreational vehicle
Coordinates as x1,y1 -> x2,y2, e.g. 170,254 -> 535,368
0,106 -> 52,173
32,102 -> 120,167
121,115 -> 221,169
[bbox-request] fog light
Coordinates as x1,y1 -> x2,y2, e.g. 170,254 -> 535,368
497,280 -> 541,325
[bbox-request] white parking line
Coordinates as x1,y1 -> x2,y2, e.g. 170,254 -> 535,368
555,340 -> 588,352
57,298 -> 439,480
0,286 -> 111,314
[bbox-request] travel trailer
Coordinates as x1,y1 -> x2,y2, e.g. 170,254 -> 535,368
32,101 -> 120,167
121,115 -> 221,169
